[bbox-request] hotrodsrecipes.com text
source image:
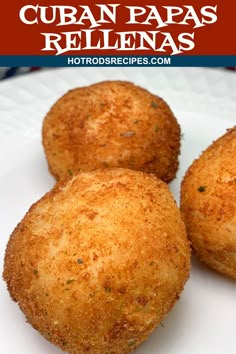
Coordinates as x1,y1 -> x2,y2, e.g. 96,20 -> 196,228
67,56 -> 171,66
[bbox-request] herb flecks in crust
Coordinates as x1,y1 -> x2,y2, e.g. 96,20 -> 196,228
151,101 -> 158,108
197,185 -> 207,192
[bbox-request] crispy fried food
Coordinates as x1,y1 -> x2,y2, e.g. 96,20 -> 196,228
181,127 -> 236,280
4,168 -> 190,354
42,81 -> 181,182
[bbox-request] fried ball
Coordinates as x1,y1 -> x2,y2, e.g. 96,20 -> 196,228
42,80 -> 181,182
181,127 -> 236,280
4,168 -> 190,354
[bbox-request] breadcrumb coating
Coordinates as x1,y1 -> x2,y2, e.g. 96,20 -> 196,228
181,127 -> 236,279
42,81 -> 181,182
4,168 -> 190,354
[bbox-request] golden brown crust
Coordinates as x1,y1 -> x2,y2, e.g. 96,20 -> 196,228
180,127 -> 236,279
4,168 -> 190,354
42,81 -> 180,182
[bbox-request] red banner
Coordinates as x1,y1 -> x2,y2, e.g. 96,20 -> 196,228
0,1 -> 235,56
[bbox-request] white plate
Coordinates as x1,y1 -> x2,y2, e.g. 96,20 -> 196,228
0,67 -> 236,354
